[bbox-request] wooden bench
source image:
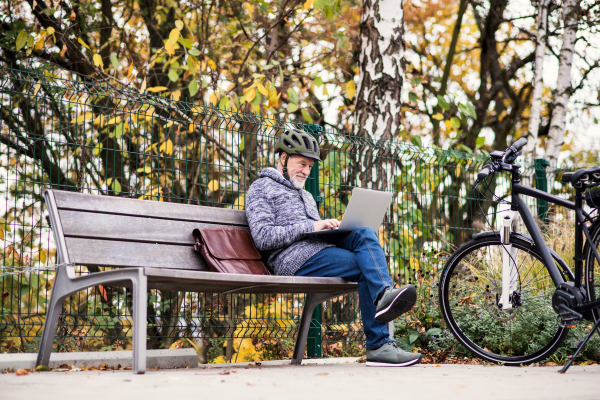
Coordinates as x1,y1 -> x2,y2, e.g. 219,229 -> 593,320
37,189 -> 358,373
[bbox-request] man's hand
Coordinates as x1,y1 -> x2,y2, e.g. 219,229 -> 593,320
314,219 -> 340,231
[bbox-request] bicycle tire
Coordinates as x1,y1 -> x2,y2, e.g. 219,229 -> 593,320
584,220 -> 600,321
439,233 -> 570,365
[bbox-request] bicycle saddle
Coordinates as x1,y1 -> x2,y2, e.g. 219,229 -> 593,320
561,166 -> 600,188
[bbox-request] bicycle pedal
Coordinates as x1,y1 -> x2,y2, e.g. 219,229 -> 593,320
557,313 -> 581,329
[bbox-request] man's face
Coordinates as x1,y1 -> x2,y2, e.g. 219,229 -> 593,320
282,154 -> 315,189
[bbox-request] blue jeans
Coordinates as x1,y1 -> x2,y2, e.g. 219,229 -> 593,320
295,227 -> 394,350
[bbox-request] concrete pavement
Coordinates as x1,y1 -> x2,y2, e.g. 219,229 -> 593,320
2,362 -> 599,400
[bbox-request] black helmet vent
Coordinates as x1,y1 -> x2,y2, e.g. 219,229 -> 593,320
291,134 -> 302,146
312,140 -> 318,153
283,139 -> 294,149
302,136 -> 311,151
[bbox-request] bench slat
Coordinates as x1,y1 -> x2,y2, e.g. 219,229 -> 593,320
59,210 -> 248,246
129,268 -> 358,294
53,191 -> 248,225
65,237 -> 210,270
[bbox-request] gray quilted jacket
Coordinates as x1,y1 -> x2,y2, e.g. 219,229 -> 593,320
245,168 -> 333,276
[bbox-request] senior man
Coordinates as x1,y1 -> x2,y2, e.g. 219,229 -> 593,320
245,128 -> 421,367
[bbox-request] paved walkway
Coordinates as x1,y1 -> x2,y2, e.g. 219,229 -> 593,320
2,362 -> 599,400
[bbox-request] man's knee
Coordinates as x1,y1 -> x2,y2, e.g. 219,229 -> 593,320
353,226 -> 377,238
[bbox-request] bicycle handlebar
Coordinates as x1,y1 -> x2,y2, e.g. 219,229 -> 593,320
474,138 -> 528,188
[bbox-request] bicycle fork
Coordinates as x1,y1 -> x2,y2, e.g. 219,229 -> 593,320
498,211 -> 519,310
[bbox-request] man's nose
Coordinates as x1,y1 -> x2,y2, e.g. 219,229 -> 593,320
302,166 -> 311,175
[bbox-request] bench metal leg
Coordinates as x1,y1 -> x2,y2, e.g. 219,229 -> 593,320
292,293 -> 331,365
36,265 -> 147,374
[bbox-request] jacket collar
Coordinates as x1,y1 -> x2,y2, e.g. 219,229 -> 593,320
259,167 -> 297,190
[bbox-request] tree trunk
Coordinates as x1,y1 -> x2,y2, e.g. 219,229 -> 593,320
545,0 -> 580,165
353,0 -> 405,141
524,0 -> 550,161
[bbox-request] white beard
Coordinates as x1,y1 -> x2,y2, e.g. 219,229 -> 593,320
290,174 -> 307,189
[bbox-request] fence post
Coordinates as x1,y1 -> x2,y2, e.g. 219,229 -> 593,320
303,123 -> 323,358
534,158 -> 551,223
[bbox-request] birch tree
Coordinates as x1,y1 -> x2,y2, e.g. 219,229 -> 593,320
353,0 -> 405,140
525,0 -> 551,161
545,0 -> 581,165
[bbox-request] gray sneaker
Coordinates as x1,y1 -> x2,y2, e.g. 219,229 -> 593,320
374,285 -> 417,323
366,342 -> 422,367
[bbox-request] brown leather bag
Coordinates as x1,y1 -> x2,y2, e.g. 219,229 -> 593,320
192,228 -> 271,275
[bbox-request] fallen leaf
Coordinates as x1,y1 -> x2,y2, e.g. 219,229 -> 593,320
16,369 -> 29,376
316,372 -> 328,375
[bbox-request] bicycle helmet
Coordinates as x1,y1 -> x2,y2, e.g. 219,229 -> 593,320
274,128 -> 320,181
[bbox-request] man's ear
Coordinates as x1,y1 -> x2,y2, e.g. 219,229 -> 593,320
280,153 -> 287,165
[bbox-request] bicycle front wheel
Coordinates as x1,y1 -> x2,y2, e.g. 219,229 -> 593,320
439,234 -> 569,365
584,221 -> 600,320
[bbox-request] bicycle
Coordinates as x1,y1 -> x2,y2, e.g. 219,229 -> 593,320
438,138 -> 600,372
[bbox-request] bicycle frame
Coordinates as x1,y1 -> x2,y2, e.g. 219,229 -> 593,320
497,167 -> 600,311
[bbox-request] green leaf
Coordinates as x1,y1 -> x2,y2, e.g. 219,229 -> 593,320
168,69 -> 179,82
457,144 -> 473,153
409,334 -> 420,344
188,80 -> 198,96
43,7 -> 55,15
189,48 -> 201,56
287,88 -> 299,105
16,30 -> 28,51
408,92 -> 418,103
410,136 -> 423,147
114,123 -> 124,138
426,328 -> 442,337
301,109 -> 313,123
466,103 -> 477,119
287,103 -> 299,113
262,64 -> 274,70
432,113 -> 444,120
112,179 -> 121,195
450,117 -> 461,129
279,65 -> 283,82
251,92 -> 261,107
436,95 -> 449,110
314,76 -> 323,87
476,136 -> 485,147
110,54 -> 119,70
219,95 -> 229,109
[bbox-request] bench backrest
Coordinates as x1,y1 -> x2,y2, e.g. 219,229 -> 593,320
45,189 -> 249,271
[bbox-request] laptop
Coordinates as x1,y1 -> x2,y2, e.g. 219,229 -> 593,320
302,188 -> 393,241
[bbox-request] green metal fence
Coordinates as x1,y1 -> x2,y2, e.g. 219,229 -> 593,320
0,66 -> 579,361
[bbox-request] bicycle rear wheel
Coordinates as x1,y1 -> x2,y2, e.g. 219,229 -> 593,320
439,233 -> 569,365
584,221 -> 600,320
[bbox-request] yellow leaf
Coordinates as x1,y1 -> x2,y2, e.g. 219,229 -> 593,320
93,114 -> 106,127
137,165 -> 152,174
93,54 -> 103,67
209,93 -> 218,106
146,86 -> 168,93
127,62 -> 134,78
34,35 -> 45,50
304,0 -> 314,9
47,27 -> 55,35
70,112 -> 94,123
455,164 -> 462,178
39,249 -> 47,264
169,340 -> 183,350
227,83 -> 236,91
207,179 -> 219,192
188,123 -> 194,133
322,85 -> 329,96
256,82 -> 268,96
175,20 -> 184,31
207,59 -> 217,70
245,88 -> 256,102
346,80 -> 356,100
166,139 -> 174,155
165,40 -> 175,56
140,78 -> 147,93
233,195 -> 245,210
107,116 -> 121,125
0,228 -> 4,241
432,113 -> 444,120
169,29 -> 180,45
171,90 -> 181,101
32,82 -> 41,96
77,37 -> 90,50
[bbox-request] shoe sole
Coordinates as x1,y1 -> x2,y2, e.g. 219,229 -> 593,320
365,355 -> 423,367
374,286 -> 417,323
